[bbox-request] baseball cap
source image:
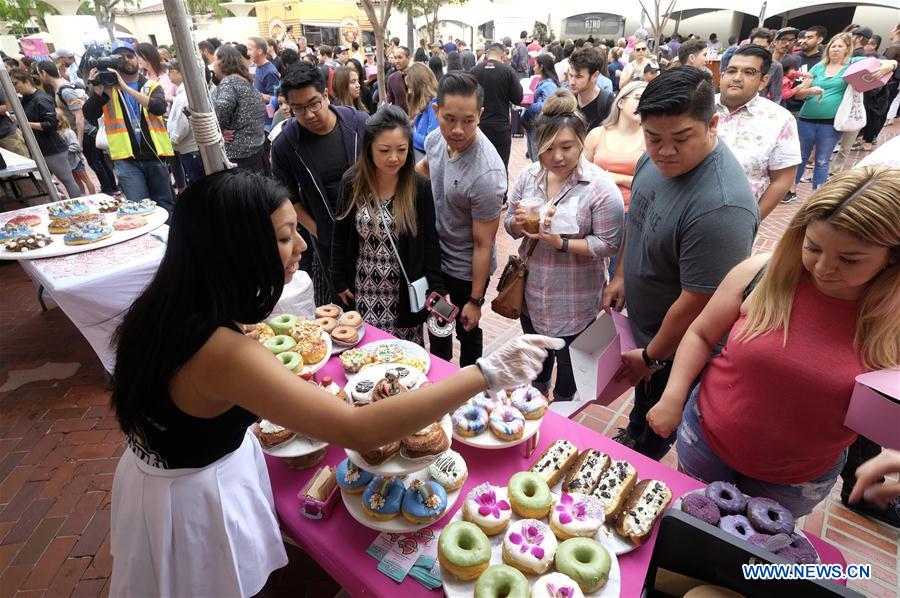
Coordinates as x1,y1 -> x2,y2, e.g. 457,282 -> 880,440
50,48 -> 74,59
775,27 -> 799,40
334,45 -> 348,54
364,46 -> 374,55
851,26 -> 873,39
111,40 -> 136,54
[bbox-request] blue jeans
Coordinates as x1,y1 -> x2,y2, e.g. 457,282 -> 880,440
114,158 -> 175,214
796,119 -> 842,190
178,151 -> 206,187
676,388 -> 846,517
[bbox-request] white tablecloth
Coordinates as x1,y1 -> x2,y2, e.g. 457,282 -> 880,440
20,227 -> 314,373
0,147 -> 38,178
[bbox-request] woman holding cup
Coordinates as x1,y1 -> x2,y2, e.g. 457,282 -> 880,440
504,89 -> 625,401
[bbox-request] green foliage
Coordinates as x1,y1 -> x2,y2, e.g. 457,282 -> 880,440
0,0 -> 59,34
395,0 -> 468,43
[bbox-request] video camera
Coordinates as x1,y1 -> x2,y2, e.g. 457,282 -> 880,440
86,54 -> 124,86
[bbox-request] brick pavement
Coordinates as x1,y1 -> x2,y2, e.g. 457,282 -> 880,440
1,129 -> 898,597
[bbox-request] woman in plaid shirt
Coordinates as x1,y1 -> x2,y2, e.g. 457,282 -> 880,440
504,89 -> 625,401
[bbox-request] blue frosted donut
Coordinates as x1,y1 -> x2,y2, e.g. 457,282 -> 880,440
47,199 -> 88,218
705,481 -> 747,514
746,497 -> 795,535
0,223 -> 33,243
401,479 -> 448,523
452,404 -> 488,437
719,514 -> 756,540
335,457 -> 373,493
363,476 -> 405,520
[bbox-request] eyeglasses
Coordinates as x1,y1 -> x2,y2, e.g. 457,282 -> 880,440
290,98 -> 325,115
634,47 -> 648,52
724,67 -> 762,78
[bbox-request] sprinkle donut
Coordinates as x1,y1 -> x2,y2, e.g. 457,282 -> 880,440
452,404 -> 488,437
488,406 -> 525,441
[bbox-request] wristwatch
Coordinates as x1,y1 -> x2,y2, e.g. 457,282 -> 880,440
559,238 -> 569,253
468,296 -> 485,307
642,347 -> 667,372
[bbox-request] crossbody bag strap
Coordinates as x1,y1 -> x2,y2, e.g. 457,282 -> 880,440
374,202 -> 412,286
521,183 -> 580,263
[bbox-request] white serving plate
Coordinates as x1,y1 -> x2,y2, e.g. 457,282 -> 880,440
330,323 -> 366,355
441,487 -> 622,598
1,201 -> 167,260
453,417 -> 542,450
341,465 -> 461,533
249,421 -> 327,457
288,331 -> 331,376
357,338 -> 431,375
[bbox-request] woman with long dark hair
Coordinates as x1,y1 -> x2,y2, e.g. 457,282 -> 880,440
331,105 -> 444,345
524,53 -> 560,161
428,54 -> 444,82
135,42 -> 176,103
331,65 -> 368,113
211,45 -> 267,171
348,58 -> 376,113
109,168 -> 560,596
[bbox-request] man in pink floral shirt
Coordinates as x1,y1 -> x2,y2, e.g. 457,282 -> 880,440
715,45 -> 800,218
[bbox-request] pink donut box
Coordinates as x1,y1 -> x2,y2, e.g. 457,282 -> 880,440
842,57 -> 892,93
843,369 -> 900,450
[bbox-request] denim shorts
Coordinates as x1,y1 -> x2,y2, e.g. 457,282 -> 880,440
676,387 -> 846,517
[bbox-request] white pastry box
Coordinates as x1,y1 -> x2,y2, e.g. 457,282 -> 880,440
569,310 -> 636,407
843,369 -> 900,450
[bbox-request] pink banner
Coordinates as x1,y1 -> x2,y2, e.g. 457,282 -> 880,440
19,38 -> 49,58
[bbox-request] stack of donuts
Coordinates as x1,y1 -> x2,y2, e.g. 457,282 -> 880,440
438,469 -> 615,596
680,481 -> 817,564
256,313 -> 329,370
315,304 -> 364,346
451,386 -> 549,442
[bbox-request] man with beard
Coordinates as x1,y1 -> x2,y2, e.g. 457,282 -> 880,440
84,40 -> 175,212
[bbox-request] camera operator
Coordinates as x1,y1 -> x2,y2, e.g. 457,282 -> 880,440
83,40 -> 175,212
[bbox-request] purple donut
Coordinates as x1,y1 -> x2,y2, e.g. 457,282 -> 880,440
746,497 -> 795,535
719,515 -> 756,540
705,481 -> 747,514
681,493 -> 721,526
777,533 -> 817,564
748,533 -> 772,549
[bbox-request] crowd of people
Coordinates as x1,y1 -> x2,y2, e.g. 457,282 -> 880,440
1,20 -> 899,595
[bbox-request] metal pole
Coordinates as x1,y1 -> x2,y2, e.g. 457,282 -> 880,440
162,0 -> 230,174
0,69 -> 60,203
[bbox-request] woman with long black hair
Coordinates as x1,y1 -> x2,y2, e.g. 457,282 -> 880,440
524,53 -> 560,161
109,168 -> 560,596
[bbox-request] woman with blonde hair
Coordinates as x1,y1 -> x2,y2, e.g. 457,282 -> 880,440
331,105 -> 445,345
331,65 -> 368,113
646,167 -> 900,517
505,89 -> 625,401
405,62 -> 439,161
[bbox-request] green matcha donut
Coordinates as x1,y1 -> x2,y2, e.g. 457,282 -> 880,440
438,521 -> 491,581
268,314 -> 297,335
555,537 -> 611,593
473,564 -> 529,598
263,334 -> 297,354
508,471 -> 552,518
277,351 -> 302,372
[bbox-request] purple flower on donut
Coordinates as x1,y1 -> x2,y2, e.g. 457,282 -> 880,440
475,488 -> 510,518
546,583 -> 576,598
508,524 -> 546,559
555,493 -> 587,524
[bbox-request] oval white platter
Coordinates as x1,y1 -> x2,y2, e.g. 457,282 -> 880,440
441,487 -> 622,598
341,466 -> 461,533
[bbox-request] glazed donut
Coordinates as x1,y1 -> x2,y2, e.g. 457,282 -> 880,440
362,476 -> 405,520
462,482 -> 511,536
473,565 -> 529,597
401,479 -> 448,524
719,514 -> 756,540
315,304 -> 341,319
331,325 -> 360,345
268,314 -> 298,336
335,457 -> 373,494
531,572 -> 585,598
437,521 -> 491,581
501,519 -> 557,575
400,422 -> 449,458
705,481 -> 747,514
488,406 -> 525,441
451,404 -> 488,437
746,497 -> 795,535
508,471 -> 552,518
510,386 -> 549,419
554,537 -> 611,593
680,493 -> 720,526
339,310 -> 363,328
263,334 -> 297,354
276,351 -> 303,372
316,317 -> 339,333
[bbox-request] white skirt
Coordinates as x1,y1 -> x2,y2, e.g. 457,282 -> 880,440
110,430 -> 288,597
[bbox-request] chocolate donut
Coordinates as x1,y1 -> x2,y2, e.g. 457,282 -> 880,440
681,493 -> 720,526
719,515 -> 756,541
705,481 -> 747,514
746,497 -> 794,535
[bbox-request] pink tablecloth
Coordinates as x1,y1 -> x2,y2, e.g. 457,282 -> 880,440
266,325 -> 846,596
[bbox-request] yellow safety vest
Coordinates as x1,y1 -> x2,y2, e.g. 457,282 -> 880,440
102,79 -> 174,160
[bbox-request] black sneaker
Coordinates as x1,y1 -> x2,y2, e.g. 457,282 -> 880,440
612,427 -> 637,449
781,191 -> 797,204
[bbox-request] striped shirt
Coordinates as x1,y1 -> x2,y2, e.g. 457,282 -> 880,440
503,157 -> 625,337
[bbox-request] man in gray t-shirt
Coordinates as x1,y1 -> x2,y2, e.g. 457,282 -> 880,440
603,67 -> 760,460
418,72 -> 507,366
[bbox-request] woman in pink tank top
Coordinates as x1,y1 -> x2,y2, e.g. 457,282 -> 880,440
583,80 -> 646,211
646,167 -> 900,516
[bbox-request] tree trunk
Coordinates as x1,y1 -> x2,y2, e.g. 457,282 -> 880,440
407,10 -> 414,52
359,0 -> 394,107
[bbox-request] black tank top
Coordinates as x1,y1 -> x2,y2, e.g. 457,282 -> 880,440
127,324 -> 259,469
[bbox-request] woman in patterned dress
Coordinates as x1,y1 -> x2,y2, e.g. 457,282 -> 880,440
331,105 -> 445,345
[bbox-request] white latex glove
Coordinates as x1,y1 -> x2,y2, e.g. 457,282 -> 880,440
475,334 -> 565,392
